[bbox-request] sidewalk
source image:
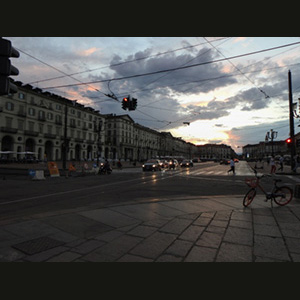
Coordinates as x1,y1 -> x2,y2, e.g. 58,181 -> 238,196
247,161 -> 300,176
1,193 -> 300,262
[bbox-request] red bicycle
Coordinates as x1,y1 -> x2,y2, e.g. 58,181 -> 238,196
243,170 -> 293,207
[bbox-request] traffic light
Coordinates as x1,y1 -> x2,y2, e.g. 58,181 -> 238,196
122,97 -> 129,110
122,96 -> 137,111
0,38 -> 20,96
285,138 -> 292,148
130,97 -> 137,111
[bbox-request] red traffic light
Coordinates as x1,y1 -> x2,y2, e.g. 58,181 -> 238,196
123,97 -> 128,102
286,138 -> 292,144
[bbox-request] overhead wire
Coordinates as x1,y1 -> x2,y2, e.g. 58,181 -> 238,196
42,41 -> 300,90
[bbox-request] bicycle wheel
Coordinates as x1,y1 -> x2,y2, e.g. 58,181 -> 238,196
273,186 -> 293,206
243,188 -> 256,207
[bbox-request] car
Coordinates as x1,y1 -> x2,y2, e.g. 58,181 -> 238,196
142,159 -> 162,171
180,159 -> 194,167
159,160 -> 169,169
168,159 -> 179,169
220,159 -> 230,165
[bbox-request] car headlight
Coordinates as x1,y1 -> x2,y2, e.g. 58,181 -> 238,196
142,165 -> 145,168
152,165 -> 156,168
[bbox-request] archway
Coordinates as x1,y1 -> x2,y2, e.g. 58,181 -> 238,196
87,145 -> 92,160
75,144 -> 81,161
45,141 -> 53,161
1,135 -> 14,151
25,138 -> 35,152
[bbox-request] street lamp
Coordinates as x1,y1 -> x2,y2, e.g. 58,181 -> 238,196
265,129 -> 278,156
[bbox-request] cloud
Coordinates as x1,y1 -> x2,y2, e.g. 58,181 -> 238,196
77,47 -> 100,57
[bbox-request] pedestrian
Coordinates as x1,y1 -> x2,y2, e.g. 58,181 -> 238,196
117,159 -> 122,170
293,154 -> 300,173
227,158 -> 235,175
278,155 -> 284,172
270,156 -> 276,174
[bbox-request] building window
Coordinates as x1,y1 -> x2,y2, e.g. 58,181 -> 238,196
18,92 -> 25,99
28,107 -> 35,116
28,121 -> 35,131
38,123 -> 44,134
5,117 -> 13,128
18,119 -> 24,130
47,112 -> 53,120
5,102 -> 14,111
38,110 -> 46,120
47,125 -> 52,134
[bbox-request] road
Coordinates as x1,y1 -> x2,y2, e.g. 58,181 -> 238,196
0,161 -> 296,222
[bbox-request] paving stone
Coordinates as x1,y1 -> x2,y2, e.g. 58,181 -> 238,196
210,219 -> 228,228
71,239 -> 106,254
229,219 -> 252,229
253,223 -> 281,237
43,214 -> 114,239
214,210 -> 232,221
231,211 -> 252,222
117,254 -> 153,262
127,225 -> 157,238
79,208 -> 139,228
159,218 -> 192,235
130,231 -> 176,259
156,254 -> 182,262
253,214 -> 277,226
93,234 -> 142,260
47,251 -> 82,262
184,246 -> 217,262
285,237 -> 300,254
179,225 -> 205,242
193,215 -> 212,226
165,239 -> 193,257
254,235 -> 291,261
223,226 -> 253,246
216,242 -> 252,262
196,231 -> 223,249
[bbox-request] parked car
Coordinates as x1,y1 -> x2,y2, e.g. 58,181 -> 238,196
180,160 -> 194,167
142,159 -> 162,171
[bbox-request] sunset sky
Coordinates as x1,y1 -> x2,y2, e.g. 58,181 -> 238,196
5,37 -> 300,153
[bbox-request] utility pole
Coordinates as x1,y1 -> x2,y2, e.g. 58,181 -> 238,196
288,70 -> 296,171
62,104 -> 68,171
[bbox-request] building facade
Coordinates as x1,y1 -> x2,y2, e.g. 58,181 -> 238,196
242,140 -> 290,159
0,82 -> 105,162
0,82 -> 198,163
197,143 -> 236,160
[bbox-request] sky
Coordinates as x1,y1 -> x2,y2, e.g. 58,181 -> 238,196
4,36 -> 300,154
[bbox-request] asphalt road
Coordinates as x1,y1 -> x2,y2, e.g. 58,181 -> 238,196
0,161 -> 295,222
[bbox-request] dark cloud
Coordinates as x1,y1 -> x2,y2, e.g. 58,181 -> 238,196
81,46 -> 239,130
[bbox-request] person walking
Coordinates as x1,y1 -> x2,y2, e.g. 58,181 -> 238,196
227,158 -> 235,175
270,156 -> 276,174
278,155 -> 284,172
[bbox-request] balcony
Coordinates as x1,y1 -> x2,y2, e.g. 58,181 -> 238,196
1,127 -> 18,134
24,130 -> 39,137
44,133 -> 56,139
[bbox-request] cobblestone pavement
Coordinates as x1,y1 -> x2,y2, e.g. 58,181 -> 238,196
1,194 -> 300,262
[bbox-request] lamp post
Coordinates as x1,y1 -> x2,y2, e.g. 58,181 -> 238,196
265,129 -> 278,156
